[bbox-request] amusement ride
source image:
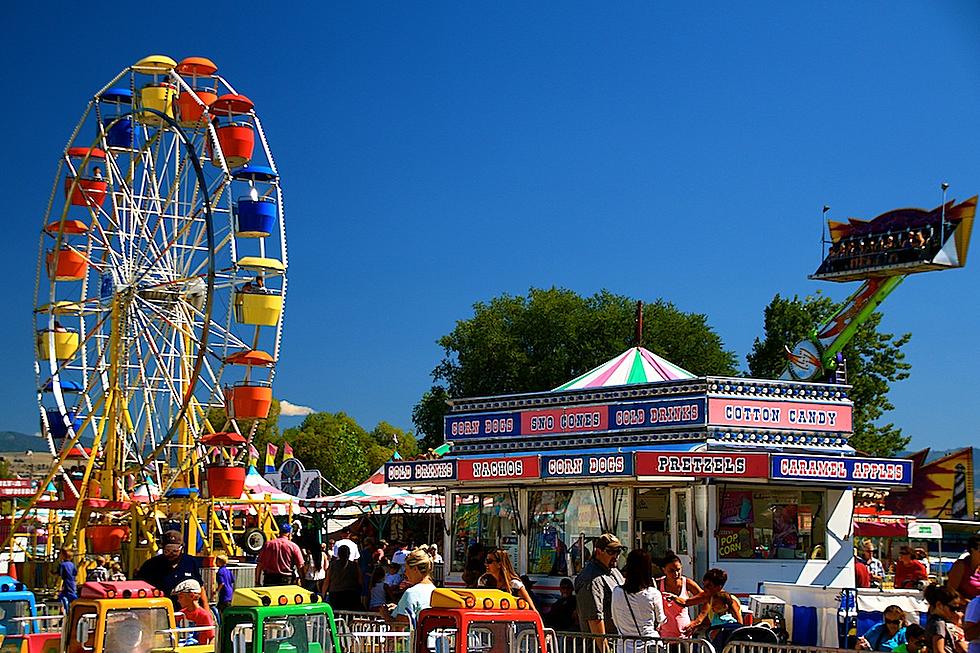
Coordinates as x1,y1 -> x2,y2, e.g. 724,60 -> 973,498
12,54 -> 289,573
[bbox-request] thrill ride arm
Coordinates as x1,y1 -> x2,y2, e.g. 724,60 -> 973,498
781,275 -> 905,381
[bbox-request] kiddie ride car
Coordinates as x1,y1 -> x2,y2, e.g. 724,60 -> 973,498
1,584 -> 549,653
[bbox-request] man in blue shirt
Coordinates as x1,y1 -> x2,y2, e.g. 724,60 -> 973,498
55,546 -> 78,612
136,530 -> 202,602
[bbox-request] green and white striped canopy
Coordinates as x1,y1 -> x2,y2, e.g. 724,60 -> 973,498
554,347 -> 695,391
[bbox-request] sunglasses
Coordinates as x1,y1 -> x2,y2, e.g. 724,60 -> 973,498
884,619 -> 903,625
486,557 -> 499,564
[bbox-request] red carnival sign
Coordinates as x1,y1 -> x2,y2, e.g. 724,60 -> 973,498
635,452 -> 769,478
457,456 -> 540,481
0,479 -> 35,498
520,406 -> 609,436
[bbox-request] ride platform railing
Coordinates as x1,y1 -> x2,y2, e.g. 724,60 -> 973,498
333,610 -> 410,653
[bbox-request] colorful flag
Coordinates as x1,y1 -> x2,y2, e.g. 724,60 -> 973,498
248,444 -> 259,466
283,443 -> 294,460
265,443 -> 278,473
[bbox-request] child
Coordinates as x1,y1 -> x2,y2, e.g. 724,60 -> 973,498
173,579 -> 215,645
108,560 -> 126,581
384,562 -> 403,601
369,566 -> 387,611
544,578 -> 578,631
710,591 -> 739,627
214,554 -> 234,612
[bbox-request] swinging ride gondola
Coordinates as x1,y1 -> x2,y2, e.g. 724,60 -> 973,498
15,54 -> 289,572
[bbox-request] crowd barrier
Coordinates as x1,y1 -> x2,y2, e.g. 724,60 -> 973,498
335,610 -> 861,653
201,562 -> 256,593
721,644 -> 843,653
547,631 -> 717,653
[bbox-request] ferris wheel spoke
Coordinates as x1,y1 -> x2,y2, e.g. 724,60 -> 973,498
126,308 -> 193,424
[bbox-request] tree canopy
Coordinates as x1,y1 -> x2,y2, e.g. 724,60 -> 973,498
206,399 -> 418,492
277,413 -> 418,492
412,287 -> 738,450
746,293 -> 911,456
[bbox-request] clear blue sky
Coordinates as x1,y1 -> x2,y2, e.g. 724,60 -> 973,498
6,2 -> 980,452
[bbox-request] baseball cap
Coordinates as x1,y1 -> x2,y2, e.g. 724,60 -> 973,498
279,521 -> 292,534
173,578 -> 202,595
162,530 -> 183,546
595,533 -> 624,551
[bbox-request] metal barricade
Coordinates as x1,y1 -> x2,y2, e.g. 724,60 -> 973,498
722,644 -> 843,653
200,562 -> 257,595
552,631 -> 716,653
334,610 -> 411,653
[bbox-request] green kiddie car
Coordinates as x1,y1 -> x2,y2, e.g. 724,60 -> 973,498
216,586 -> 340,653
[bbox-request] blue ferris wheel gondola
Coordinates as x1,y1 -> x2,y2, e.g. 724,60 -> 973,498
99,87 -> 134,148
43,379 -> 83,393
232,165 -> 278,182
233,165 -> 279,237
45,409 -> 82,439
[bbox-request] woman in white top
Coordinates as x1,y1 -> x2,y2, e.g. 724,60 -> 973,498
612,549 -> 667,651
485,548 -> 536,609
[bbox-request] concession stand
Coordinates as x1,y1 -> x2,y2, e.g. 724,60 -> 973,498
385,347 -> 913,599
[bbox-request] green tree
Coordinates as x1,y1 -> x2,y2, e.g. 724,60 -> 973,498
413,287 -> 738,450
281,412 -> 372,491
746,293 -> 911,456
368,421 -> 420,466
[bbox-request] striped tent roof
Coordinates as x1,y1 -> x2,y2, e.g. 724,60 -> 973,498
301,468 -> 443,512
554,346 -> 695,391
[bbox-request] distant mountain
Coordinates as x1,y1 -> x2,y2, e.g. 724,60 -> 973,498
0,431 -> 48,452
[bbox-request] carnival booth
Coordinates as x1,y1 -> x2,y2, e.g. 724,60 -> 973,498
386,346 -> 914,647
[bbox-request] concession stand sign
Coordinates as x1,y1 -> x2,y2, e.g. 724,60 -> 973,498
707,397 -> 852,432
445,396 -> 706,440
541,452 -> 634,479
771,454 -> 913,486
635,451 -> 770,478
0,479 -> 35,498
385,459 -> 458,484
457,455 -> 541,482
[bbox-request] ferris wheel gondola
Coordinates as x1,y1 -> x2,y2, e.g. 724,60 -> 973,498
25,54 -> 288,561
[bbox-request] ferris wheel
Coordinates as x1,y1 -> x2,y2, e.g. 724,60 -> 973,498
32,55 -> 287,524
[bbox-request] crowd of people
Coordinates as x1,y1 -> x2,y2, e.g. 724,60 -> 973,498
51,523 -> 980,651
854,539 -> 944,590
853,534 -> 980,653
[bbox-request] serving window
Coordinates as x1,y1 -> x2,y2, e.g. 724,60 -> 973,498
450,492 -> 518,572
527,488 -> 604,576
717,486 -> 826,560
